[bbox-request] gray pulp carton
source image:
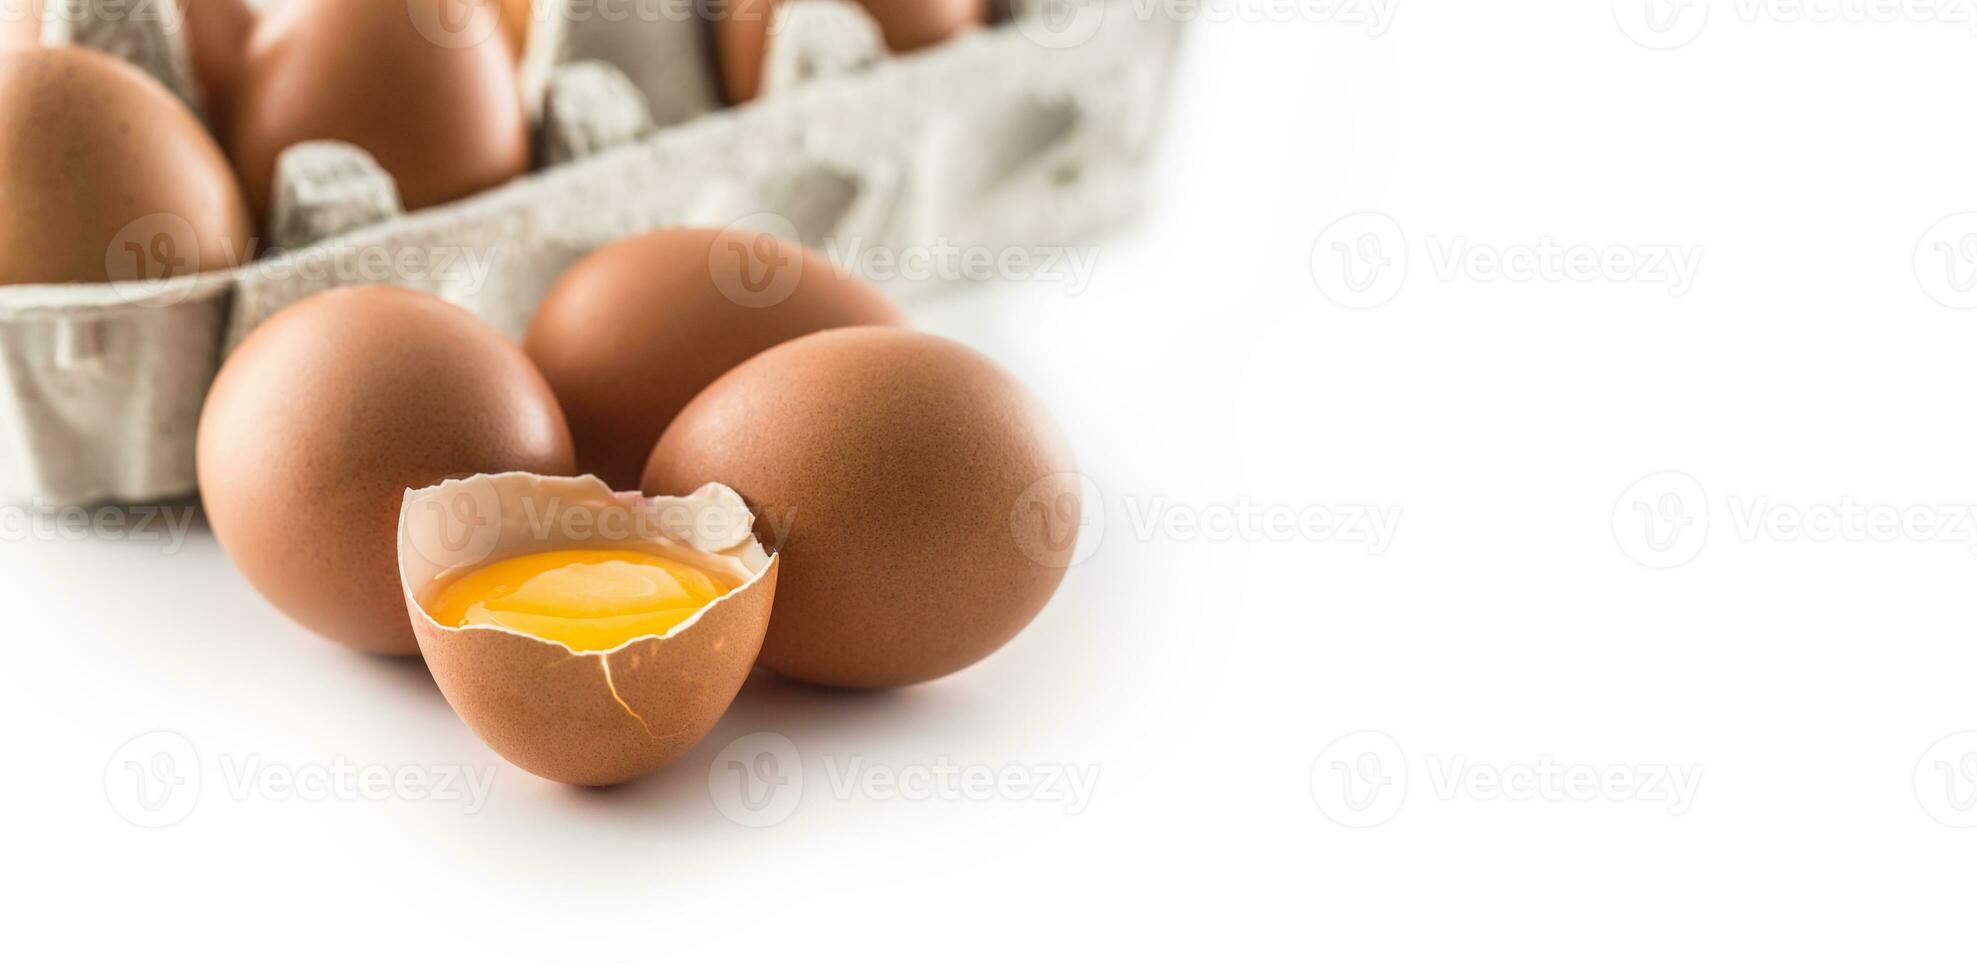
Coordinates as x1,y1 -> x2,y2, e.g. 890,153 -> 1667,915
0,0 -> 1183,506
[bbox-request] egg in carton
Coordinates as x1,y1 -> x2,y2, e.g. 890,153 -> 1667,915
0,0 -> 1183,507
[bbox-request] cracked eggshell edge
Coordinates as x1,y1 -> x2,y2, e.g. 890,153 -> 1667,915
397,472 -> 779,787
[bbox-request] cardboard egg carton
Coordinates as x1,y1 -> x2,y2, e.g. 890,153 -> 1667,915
0,0 -> 1182,507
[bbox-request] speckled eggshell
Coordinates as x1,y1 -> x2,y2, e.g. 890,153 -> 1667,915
523,227 -> 909,489
197,286 -> 576,655
400,476 -> 778,787
715,0 -> 986,103
0,45 -> 252,286
229,0 -> 528,219
642,327 -> 1080,689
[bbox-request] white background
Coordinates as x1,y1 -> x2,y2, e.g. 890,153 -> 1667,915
11,1 -> 1977,973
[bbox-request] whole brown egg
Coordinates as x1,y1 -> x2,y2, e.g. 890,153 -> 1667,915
524,227 -> 909,490
229,0 -> 528,220
198,287 -> 576,655
716,0 -> 986,104
0,45 -> 252,286
643,327 -> 1082,689
180,0 -> 255,130
0,0 -> 39,49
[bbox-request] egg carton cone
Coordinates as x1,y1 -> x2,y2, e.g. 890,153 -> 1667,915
0,0 -> 1183,507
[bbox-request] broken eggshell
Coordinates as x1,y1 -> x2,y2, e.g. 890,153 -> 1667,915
398,473 -> 778,787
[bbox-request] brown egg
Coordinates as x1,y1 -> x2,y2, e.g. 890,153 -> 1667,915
643,328 -> 1080,689
230,0 -> 528,220
525,227 -> 909,490
0,0 -> 40,49
716,0 -> 986,104
0,45 -> 251,286
400,476 -> 778,786
498,0 -> 529,59
198,287 -> 576,655
181,0 -> 255,130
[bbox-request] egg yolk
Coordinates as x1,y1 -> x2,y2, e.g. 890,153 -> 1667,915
425,549 -> 731,652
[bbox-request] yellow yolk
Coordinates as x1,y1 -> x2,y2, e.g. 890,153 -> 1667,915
425,549 -> 731,652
